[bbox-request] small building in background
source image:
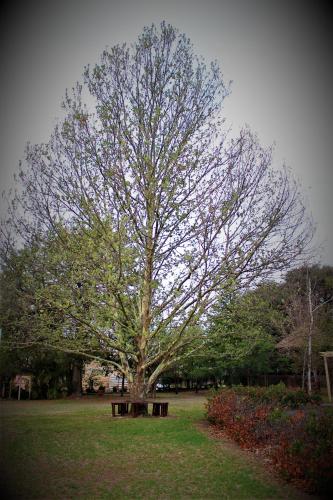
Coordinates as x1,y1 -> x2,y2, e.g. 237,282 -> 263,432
82,361 -> 128,393
8,373 -> 33,400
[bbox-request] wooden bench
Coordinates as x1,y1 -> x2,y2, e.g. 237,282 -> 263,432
111,400 -> 130,417
152,401 -> 169,417
130,401 -> 148,417
111,399 -> 169,417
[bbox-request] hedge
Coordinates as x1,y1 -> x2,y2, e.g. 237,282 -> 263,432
206,384 -> 332,494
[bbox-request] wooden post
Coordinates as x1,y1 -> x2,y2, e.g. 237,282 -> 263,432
323,355 -> 332,402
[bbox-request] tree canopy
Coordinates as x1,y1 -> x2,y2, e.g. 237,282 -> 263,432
0,23 -> 312,398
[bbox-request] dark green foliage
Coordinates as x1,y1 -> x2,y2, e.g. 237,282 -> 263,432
203,287 -> 292,383
0,246 -> 85,398
229,382 -> 321,408
205,265 -> 333,387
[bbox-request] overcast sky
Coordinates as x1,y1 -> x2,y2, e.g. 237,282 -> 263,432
1,0 -> 332,265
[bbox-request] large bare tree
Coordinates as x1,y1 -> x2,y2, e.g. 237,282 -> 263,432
1,23 -> 312,398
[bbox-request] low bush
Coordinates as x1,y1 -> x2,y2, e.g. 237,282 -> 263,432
206,385 -> 332,494
272,409 -> 333,494
228,382 -> 321,408
207,389 -> 277,448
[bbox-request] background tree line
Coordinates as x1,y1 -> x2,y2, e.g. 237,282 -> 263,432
1,240 -> 331,396
162,265 -> 333,392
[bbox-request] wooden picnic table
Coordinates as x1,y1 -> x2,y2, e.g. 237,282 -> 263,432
111,399 -> 130,417
111,399 -> 169,417
151,401 -> 169,417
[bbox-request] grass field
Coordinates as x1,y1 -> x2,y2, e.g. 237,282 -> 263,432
0,393 -> 311,499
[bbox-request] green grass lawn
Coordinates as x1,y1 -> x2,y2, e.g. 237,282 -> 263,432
0,393 -> 309,499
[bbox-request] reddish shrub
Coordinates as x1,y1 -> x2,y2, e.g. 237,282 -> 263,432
271,409 -> 333,494
207,386 -> 333,494
207,389 -> 276,448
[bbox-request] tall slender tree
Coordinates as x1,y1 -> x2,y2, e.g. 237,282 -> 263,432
280,266 -> 333,392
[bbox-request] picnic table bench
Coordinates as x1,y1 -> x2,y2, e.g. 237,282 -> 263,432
111,399 -> 169,417
111,399 -> 130,417
151,401 -> 169,417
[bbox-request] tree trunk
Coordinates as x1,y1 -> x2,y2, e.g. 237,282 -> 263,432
120,373 -> 125,397
71,360 -> 82,397
128,366 -> 148,400
302,347 -> 307,390
307,274 -> 314,395
313,368 -> 319,392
